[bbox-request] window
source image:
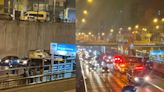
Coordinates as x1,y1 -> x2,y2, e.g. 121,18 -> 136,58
54,61 -> 58,64
56,2 -> 60,7
59,61 -> 65,64
66,60 -> 71,63
44,66 -> 49,70
29,14 -> 44,17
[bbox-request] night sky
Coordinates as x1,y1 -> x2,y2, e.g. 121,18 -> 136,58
77,0 -> 164,31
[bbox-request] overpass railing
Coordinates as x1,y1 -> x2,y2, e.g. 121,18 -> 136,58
0,66 -> 76,90
76,40 -> 164,46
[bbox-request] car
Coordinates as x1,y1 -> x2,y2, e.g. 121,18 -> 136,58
20,11 -> 50,22
20,57 -> 29,66
101,67 -> 110,73
0,56 -> 20,67
127,64 -> 150,84
122,85 -> 136,92
113,55 -> 128,73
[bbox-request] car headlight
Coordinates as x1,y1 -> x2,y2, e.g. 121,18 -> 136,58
144,76 -> 150,81
5,60 -> 9,63
17,60 -> 20,63
22,60 -> 28,65
134,77 -> 139,82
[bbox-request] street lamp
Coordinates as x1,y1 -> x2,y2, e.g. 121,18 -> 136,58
155,25 -> 159,29
128,27 -> 132,31
88,32 -> 92,35
142,28 -> 147,32
82,18 -> 86,23
135,25 -> 139,29
83,10 -> 88,15
110,29 -> 114,33
132,31 -> 135,34
102,32 -> 105,36
87,0 -> 93,3
153,18 -> 158,23
162,18 -> 164,22
119,27 -> 123,31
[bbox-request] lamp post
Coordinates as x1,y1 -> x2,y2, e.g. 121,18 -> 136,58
83,10 -> 88,15
153,18 -> 158,23
81,18 -> 86,23
87,0 -> 93,4
162,18 -> 164,22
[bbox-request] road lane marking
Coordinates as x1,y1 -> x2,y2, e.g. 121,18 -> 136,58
93,72 -> 109,92
80,61 -> 88,92
153,75 -> 164,82
148,82 -> 164,92
100,73 -> 114,92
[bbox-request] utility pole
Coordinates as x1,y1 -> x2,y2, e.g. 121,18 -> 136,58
53,0 -> 56,22
15,0 -> 20,21
37,0 -> 39,21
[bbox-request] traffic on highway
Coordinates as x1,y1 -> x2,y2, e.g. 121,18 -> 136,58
77,46 -> 164,92
0,43 -> 76,90
77,0 -> 164,92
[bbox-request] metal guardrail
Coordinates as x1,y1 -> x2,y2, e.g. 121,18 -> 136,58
76,40 -> 164,46
0,66 -> 76,90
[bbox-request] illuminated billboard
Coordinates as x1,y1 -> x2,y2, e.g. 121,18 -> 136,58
50,43 -> 77,56
150,50 -> 164,62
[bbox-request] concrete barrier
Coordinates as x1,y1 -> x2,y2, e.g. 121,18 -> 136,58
2,78 -> 76,92
0,20 -> 75,58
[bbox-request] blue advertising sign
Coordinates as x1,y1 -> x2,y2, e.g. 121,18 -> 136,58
150,50 -> 164,62
150,50 -> 164,55
65,63 -> 72,70
58,64 -> 65,71
53,65 -> 58,71
50,43 -> 77,56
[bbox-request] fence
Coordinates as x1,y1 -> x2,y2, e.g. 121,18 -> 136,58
0,66 -> 76,90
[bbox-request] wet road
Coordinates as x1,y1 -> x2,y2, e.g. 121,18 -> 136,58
81,61 -> 164,92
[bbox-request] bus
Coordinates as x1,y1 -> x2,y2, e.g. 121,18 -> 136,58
20,11 -> 50,22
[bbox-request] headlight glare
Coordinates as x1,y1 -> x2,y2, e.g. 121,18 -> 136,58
144,76 -> 150,81
134,77 -> 139,82
5,60 -> 9,63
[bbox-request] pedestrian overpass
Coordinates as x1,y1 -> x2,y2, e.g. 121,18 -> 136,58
76,41 -> 164,48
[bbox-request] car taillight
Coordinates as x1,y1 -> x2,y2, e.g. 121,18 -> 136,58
135,66 -> 144,70
120,64 -> 125,67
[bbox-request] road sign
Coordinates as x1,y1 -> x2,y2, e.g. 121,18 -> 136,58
50,43 -> 77,56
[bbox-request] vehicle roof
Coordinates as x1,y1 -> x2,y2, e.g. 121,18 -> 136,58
1,56 -> 19,60
26,11 -> 48,14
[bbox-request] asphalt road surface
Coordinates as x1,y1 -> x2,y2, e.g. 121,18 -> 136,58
81,61 -> 164,92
